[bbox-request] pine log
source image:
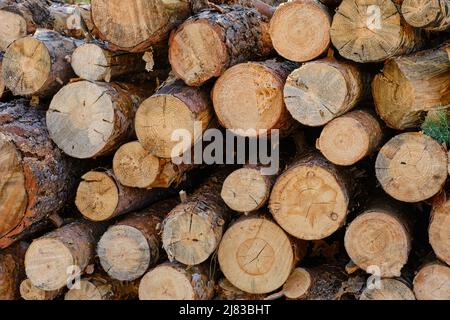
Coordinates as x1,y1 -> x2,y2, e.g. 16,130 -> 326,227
330,0 -> 424,63
0,54 -> 6,100
71,42 -> 146,82
135,79 -> 214,158
75,169 -> 172,222
375,133 -> 448,203
47,81 -> 151,159
25,221 -> 106,291
215,278 -> 266,300
269,153 -> 352,240
218,214 -> 305,294
138,262 -> 214,300
317,110 -> 384,166
360,278 -> 415,300
372,43 -> 450,130
91,0 -> 191,52
0,242 -> 27,300
20,278 -> 62,300
344,200 -> 412,277
97,199 -> 179,281
402,0 -> 450,31
162,170 -> 232,266
413,262 -> 450,300
0,100 -> 78,249
169,5 -> 272,86
2,29 -> 78,97
269,0 -> 331,62
284,58 -> 365,127
213,59 -> 296,136
430,192 -> 450,265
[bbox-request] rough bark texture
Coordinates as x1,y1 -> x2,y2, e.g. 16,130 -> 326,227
402,0 -> 450,31
0,242 -> 28,300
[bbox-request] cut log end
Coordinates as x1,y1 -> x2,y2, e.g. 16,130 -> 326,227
71,43 -> 111,81
430,199 -> 450,265
0,10 -> 27,51
360,279 -> 415,300
413,263 -> 450,300
401,0 -> 449,31
376,133 -> 447,203
64,279 -> 112,300
20,279 -> 61,301
282,267 -> 312,299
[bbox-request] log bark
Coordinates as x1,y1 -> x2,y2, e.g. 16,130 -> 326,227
218,214 -> 305,294
284,58 -> 366,127
135,79 -> 214,158
269,0 -> 331,62
269,153 -> 353,240
213,59 -> 296,137
97,199 -> 179,281
47,81 -> 151,159
169,5 -> 272,86
330,0 -> 425,63
2,29 -> 78,97
91,0 -> 191,52
317,109 -> 384,166
413,262 -> 450,300
360,278 -> 415,300
138,262 -> 214,300
24,221 -> 106,291
20,278 -> 62,300
0,100 -> 79,249
430,192 -> 450,265
75,169 -> 172,222
402,0 -> 450,31
375,132 -> 448,203
0,242 -> 27,300
372,43 -> 450,130
162,170 -> 232,266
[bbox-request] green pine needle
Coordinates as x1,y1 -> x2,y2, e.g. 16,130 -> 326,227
422,109 -> 450,146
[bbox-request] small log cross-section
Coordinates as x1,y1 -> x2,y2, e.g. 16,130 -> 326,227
402,0 -> 450,31
269,0 -> 331,62
360,279 -> 415,300
135,79 -> 214,158
162,171 -> 232,266
47,81 -> 151,159
269,153 -> 352,240
25,221 -> 106,291
213,59 -> 296,136
375,133 -> 448,203
20,278 -> 62,300
97,199 -> 179,281
413,262 -> 450,300
430,192 -> 450,265
139,262 -> 214,300
0,242 -> 27,300
218,215 -> 303,294
330,0 -> 424,63
372,43 -> 450,130
75,169 -> 171,222
2,30 -> 78,97
284,58 -> 365,127
317,110 -> 383,166
169,5 -> 272,86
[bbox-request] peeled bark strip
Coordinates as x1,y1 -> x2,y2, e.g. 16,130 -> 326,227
284,58 -> 365,127
269,153 -> 352,240
20,278 -> 62,300
0,242 -> 27,300
372,44 -> 450,130
135,79 -> 214,158
402,0 -> 450,31
269,0 -> 331,62
344,201 -> 412,277
98,199 -> 179,281
375,133 -> 447,203
91,0 -> 191,52
413,262 -> 450,300
0,100 -> 78,249
221,166 -> 277,213
47,81 -> 150,159
2,30 -> 78,97
330,0 -> 424,63
139,262 -> 214,300
360,279 -> 415,300
71,42 -> 146,82
430,193 -> 450,265
76,169 -> 171,222
317,110 -> 383,166
218,214 -> 302,294
162,170 -> 232,266
169,5 -> 272,86
213,59 -> 295,136
25,221 -> 106,291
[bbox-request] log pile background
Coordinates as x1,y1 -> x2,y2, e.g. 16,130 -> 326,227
0,0 -> 449,301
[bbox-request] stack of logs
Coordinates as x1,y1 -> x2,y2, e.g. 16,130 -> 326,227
0,0 -> 449,301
